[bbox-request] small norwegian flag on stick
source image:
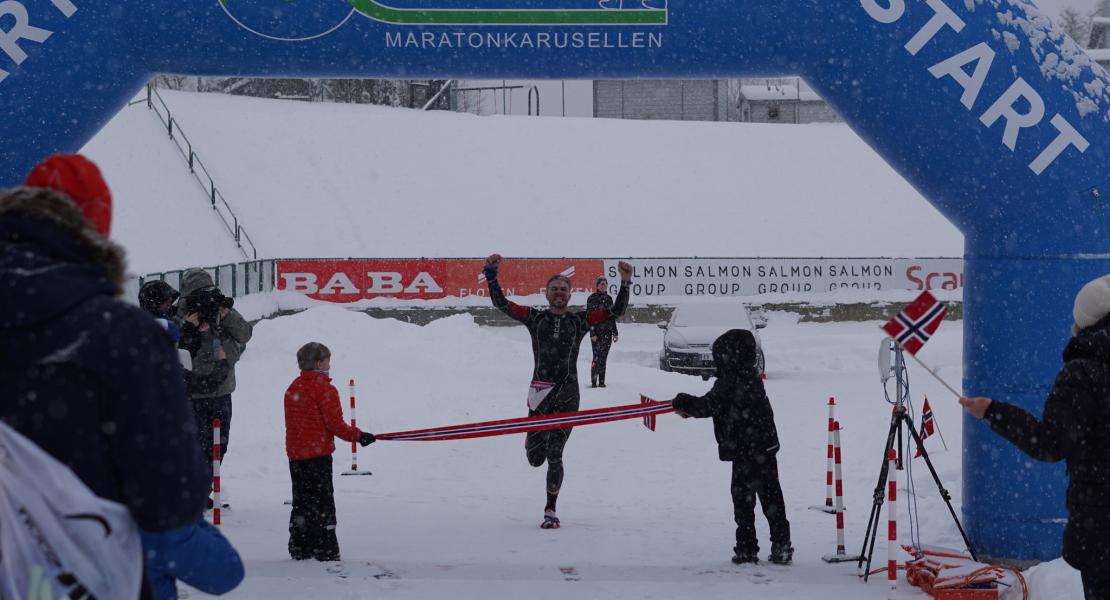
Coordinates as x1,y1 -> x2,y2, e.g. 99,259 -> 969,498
913,396 -> 949,458
881,291 -> 961,399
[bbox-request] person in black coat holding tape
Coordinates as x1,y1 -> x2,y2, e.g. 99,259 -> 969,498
672,328 -> 793,565
961,275 -> 1110,600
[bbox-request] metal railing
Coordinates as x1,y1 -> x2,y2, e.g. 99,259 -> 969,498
124,259 -> 277,305
144,84 -> 260,260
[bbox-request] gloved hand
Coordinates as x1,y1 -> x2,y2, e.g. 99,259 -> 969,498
483,254 -> 501,282
358,432 -> 376,446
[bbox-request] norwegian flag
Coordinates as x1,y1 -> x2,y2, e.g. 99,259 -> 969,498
914,397 -> 936,458
641,395 -> 658,431
882,291 -> 947,355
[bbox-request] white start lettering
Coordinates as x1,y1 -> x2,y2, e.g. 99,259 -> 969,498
861,0 -> 1089,175
0,1 -> 78,84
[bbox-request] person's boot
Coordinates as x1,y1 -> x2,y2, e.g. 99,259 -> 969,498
731,552 -> 758,565
732,544 -> 759,565
768,541 -> 794,565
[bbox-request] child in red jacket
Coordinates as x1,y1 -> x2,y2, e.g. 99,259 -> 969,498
284,342 -> 375,561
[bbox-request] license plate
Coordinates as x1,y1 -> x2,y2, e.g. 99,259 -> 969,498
700,353 -> 713,363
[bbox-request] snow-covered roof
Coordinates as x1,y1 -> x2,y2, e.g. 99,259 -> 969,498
739,85 -> 821,102
1087,48 -> 1110,61
1092,16 -> 1110,25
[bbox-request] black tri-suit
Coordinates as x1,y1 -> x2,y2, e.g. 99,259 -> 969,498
489,277 -> 629,511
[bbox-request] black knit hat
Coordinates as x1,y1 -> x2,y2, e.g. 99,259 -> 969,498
138,280 -> 179,313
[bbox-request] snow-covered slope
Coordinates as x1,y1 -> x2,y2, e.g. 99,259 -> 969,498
82,91 -> 963,275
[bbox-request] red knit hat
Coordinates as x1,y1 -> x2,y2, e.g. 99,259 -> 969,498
24,154 -> 112,238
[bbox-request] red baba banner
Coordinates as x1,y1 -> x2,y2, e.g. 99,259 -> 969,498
277,259 -> 448,302
276,259 -> 604,302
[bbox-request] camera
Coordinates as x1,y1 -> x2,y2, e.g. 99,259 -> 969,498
185,288 -> 233,326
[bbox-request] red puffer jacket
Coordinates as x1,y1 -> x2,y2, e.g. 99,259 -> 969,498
284,371 -> 361,461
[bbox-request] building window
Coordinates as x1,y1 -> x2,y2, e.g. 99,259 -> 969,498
768,104 -> 780,120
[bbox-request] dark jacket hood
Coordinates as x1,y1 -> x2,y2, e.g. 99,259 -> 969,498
712,329 -> 758,377
1064,313 -> 1110,364
0,215 -> 116,330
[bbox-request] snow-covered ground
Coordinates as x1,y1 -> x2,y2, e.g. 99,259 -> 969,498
195,305 -> 1081,599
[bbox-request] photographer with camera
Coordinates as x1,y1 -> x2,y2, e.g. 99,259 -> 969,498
177,268 -> 254,501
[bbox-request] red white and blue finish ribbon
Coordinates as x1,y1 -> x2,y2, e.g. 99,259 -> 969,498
376,395 -> 671,442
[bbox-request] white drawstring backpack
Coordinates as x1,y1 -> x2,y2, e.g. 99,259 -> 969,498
0,420 -> 141,600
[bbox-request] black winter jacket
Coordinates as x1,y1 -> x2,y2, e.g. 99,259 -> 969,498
0,216 -> 209,532
983,316 -> 1110,571
672,329 -> 780,462
586,292 -> 619,338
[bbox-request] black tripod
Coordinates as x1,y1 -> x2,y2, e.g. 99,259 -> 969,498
857,343 -> 976,581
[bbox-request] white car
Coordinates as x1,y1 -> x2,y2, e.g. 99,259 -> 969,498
658,302 -> 767,380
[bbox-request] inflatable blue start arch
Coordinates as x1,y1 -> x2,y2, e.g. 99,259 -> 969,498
3,0 -> 1109,561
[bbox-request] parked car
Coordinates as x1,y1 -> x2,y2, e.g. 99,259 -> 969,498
658,302 -> 766,380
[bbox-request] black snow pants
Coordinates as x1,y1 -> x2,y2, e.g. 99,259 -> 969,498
289,455 -> 340,561
193,394 -> 232,484
731,454 -> 791,556
591,334 -> 613,386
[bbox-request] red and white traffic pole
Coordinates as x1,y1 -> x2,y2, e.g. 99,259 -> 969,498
212,418 -> 222,526
341,379 -> 373,477
822,420 -> 861,563
833,421 -> 847,554
826,397 -> 836,508
887,448 -> 898,599
811,397 -> 839,516
350,379 -> 358,471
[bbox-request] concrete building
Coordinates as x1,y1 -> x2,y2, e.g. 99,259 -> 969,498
737,79 -> 841,124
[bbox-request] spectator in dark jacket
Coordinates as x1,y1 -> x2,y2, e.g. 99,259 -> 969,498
961,275 -> 1110,600
176,268 -> 253,494
672,328 -> 793,565
284,342 -> 375,561
139,279 -> 180,320
0,155 -> 209,600
587,276 -> 619,388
